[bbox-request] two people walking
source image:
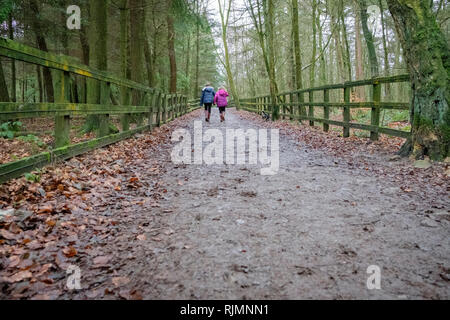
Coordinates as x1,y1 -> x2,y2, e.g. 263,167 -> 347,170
200,83 -> 229,123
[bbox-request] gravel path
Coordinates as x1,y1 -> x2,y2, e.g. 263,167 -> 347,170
4,108 -> 447,300
132,108 -> 449,300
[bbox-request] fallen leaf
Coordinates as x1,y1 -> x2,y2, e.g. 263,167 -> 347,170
46,219 -> 57,227
63,247 -> 77,258
0,229 -> 17,240
137,234 -> 146,241
37,205 -> 53,214
130,290 -> 143,300
35,264 -> 53,277
7,255 -> 21,268
112,277 -> 130,287
27,240 -> 44,250
93,255 -> 111,268
3,270 -> 33,283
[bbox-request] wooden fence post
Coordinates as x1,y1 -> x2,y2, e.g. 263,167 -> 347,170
98,82 -> 110,137
148,91 -> 155,130
309,90 -> 314,127
121,87 -> 130,132
261,97 -> 264,114
155,91 -> 161,127
174,94 -> 178,118
136,91 -> 146,127
371,81 -> 381,141
298,92 -> 305,124
323,89 -> 330,132
171,95 -> 174,120
343,85 -> 351,138
289,93 -> 294,121
162,94 -> 167,124
181,96 -> 184,115
168,94 -> 172,120
54,71 -> 71,148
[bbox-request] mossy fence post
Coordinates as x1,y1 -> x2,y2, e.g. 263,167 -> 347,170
54,70 -> 71,148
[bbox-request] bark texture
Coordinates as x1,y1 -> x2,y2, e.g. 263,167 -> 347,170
387,0 -> 449,159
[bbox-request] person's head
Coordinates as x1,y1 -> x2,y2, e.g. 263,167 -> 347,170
205,82 -> 212,87
219,86 -> 226,91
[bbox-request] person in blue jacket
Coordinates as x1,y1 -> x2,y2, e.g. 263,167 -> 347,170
200,83 -> 215,122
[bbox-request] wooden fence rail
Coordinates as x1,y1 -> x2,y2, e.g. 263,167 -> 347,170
0,38 -> 200,184
240,74 -> 411,140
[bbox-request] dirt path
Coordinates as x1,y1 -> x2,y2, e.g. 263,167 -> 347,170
1,108 -> 449,300
127,109 -> 449,299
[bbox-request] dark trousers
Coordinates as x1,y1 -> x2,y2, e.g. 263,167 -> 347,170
204,103 -> 212,113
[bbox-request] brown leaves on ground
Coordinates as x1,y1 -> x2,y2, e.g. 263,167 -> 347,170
0,118 -> 99,165
0,110 -> 202,299
236,109 -> 449,210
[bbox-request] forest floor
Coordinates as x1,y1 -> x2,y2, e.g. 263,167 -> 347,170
0,108 -> 449,300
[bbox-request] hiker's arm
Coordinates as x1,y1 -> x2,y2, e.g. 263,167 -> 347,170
200,91 -> 204,106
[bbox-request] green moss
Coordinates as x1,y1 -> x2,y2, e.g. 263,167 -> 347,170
439,122 -> 450,147
413,114 -> 433,129
88,139 -> 99,148
56,146 -> 69,153
412,114 -> 449,159
44,152 -> 51,162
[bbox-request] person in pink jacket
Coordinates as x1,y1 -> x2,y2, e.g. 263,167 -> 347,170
214,87 -> 229,122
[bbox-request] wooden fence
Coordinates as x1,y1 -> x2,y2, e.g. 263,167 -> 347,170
240,74 -> 411,140
0,38 -> 200,183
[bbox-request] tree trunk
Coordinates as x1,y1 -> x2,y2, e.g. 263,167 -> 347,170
340,0 -> 352,82
359,0 -> 379,77
79,6 -> 90,104
0,60 -> 9,102
331,8 -> 345,82
84,0 -> 108,133
310,0 -> 317,87
184,32 -> 191,95
143,29 -> 154,88
317,6 -> 327,86
387,0 -> 449,160
353,0 -> 365,100
265,0 -> 279,120
167,0 -> 177,94
29,0 -> 54,102
194,0 -> 200,98
119,0 -> 130,105
379,0 -> 391,97
8,14 -> 16,102
291,0 -> 306,116
37,66 -> 43,103
130,0 -> 144,102
219,0 -> 240,109
141,1 -> 154,89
